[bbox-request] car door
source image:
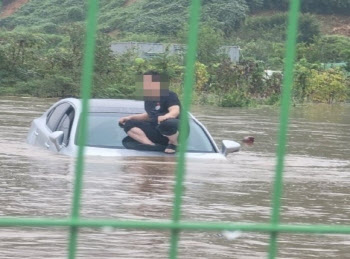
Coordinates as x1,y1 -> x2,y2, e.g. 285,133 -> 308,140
55,106 -> 75,150
35,102 -> 74,152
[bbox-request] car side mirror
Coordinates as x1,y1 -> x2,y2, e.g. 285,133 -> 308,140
49,131 -> 64,151
222,140 -> 240,156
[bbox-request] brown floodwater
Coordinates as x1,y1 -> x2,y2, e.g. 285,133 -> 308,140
0,97 -> 349,258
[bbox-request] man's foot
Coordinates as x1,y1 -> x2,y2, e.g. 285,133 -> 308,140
122,137 -> 165,151
164,144 -> 177,154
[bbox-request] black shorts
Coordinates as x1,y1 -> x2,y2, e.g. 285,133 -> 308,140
124,119 -> 179,146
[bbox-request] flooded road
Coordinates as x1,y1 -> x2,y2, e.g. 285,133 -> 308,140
0,97 -> 349,258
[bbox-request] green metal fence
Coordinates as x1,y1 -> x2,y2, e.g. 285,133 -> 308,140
2,0 -> 350,258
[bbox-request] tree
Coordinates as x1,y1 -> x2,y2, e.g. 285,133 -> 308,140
197,25 -> 224,64
301,36 -> 350,63
42,23 -> 58,34
0,31 -> 45,76
67,7 -> 85,22
202,0 -> 249,36
245,0 -> 264,12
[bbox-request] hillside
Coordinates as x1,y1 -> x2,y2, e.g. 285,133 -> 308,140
1,0 -> 350,38
0,0 -> 349,105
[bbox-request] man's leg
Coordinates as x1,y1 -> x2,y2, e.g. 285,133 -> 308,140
157,119 -> 181,153
124,120 -> 156,145
164,131 -> 179,153
127,127 -> 155,145
167,131 -> 179,145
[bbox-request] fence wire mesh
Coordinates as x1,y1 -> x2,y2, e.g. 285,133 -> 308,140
2,0 -> 349,259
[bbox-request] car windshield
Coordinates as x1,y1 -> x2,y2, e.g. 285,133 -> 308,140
80,112 -> 215,153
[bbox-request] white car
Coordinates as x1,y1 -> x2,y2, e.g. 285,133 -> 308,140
26,98 -> 240,159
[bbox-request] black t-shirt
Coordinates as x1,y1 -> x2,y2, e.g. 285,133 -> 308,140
144,91 -> 181,123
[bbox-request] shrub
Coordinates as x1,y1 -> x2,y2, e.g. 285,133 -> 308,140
220,90 -> 250,107
240,13 -> 320,44
195,62 -> 209,91
15,80 -> 42,96
294,59 -> 320,102
298,14 -> 320,44
197,25 -> 224,64
42,23 -> 58,34
302,35 -> 350,64
93,84 -> 136,98
306,69 -> 348,103
67,7 -> 85,22
264,93 -> 280,105
202,0 -> 248,36
246,0 -> 264,12
14,76 -> 78,97
264,72 -> 282,97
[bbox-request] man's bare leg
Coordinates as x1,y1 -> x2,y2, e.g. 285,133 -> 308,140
164,131 -> 179,153
127,127 -> 155,145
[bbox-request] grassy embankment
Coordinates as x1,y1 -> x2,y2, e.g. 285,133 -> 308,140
0,0 -> 349,106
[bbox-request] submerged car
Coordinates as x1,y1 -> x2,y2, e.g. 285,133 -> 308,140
26,98 -> 240,159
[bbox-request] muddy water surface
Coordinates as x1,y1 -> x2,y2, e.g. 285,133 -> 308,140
0,97 -> 349,258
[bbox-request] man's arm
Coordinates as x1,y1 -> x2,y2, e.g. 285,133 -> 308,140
119,113 -> 149,125
129,113 -> 149,121
158,105 -> 180,124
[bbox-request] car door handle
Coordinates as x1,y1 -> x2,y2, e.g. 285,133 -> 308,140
34,131 -> 39,136
44,142 -> 50,148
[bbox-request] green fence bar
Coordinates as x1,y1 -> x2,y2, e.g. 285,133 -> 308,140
68,1 -> 99,259
4,217 -> 350,235
269,0 -> 301,258
169,0 -> 201,258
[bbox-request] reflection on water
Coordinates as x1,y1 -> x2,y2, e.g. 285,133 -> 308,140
0,97 -> 349,258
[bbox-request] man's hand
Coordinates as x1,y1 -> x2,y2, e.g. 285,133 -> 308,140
158,114 -> 170,124
119,113 -> 149,125
119,116 -> 131,125
158,106 -> 180,124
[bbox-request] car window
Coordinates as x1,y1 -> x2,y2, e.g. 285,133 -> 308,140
79,112 -> 215,153
187,120 -> 215,152
56,107 -> 75,146
83,113 -> 127,148
46,103 -> 72,131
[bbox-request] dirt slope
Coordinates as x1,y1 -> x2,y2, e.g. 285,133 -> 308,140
253,11 -> 350,37
0,0 -> 29,18
316,14 -> 350,37
123,0 -> 139,7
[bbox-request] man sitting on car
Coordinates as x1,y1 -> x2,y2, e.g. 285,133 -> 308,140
119,71 -> 181,154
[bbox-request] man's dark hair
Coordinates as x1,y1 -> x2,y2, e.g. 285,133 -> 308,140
143,71 -> 168,82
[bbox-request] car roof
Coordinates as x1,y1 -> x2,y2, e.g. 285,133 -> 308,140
63,97 -> 194,117
64,98 -> 145,113
89,99 -> 145,113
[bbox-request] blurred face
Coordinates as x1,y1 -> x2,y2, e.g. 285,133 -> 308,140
143,74 -> 161,98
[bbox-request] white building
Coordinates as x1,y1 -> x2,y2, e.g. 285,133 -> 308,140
111,42 -> 240,63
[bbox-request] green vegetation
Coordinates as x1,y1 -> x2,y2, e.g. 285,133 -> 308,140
3,0 -> 348,36
263,0 -> 350,14
0,0 -> 349,106
0,25 -> 136,98
299,35 -> 350,64
293,59 -> 349,104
